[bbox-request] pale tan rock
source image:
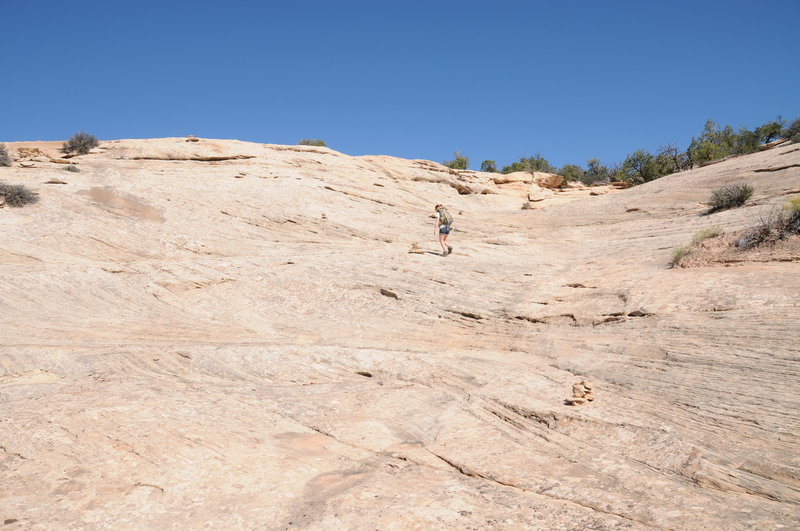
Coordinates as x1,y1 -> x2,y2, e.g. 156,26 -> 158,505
528,186 -> 555,202
491,172 -> 530,185
759,138 -> 789,151
531,171 -> 564,189
380,288 -> 399,299
0,138 -> 798,530
15,147 -> 49,159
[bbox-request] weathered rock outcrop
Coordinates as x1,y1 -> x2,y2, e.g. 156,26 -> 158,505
0,138 -> 798,529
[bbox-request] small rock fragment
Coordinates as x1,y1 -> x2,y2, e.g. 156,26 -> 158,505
380,288 -> 399,299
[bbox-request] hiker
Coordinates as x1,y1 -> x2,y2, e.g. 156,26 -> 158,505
433,204 -> 454,256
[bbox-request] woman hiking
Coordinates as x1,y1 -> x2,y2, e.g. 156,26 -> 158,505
433,204 -> 454,256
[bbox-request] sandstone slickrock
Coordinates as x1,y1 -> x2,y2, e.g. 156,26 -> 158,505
531,171 -> 564,189
0,138 -> 799,529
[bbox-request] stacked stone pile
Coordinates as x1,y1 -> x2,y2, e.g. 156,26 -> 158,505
568,381 -> 594,405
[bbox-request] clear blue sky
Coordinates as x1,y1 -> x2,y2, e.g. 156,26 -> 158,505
3,0 -> 798,170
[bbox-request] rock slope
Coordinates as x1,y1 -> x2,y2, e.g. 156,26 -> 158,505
1,138 -> 799,529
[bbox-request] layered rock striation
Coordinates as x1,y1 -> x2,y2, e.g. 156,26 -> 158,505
0,138 -> 798,529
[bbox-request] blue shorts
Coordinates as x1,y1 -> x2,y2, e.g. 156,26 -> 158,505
439,225 -> 451,234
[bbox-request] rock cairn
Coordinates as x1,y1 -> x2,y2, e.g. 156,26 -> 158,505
567,381 -> 594,405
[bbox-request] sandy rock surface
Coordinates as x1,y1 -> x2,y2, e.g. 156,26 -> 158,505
1,138 -> 799,529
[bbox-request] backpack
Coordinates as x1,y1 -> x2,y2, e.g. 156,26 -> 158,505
438,207 -> 453,225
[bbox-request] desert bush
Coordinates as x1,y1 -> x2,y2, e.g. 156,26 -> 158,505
616,149 -> 675,185
443,151 -> 469,170
735,202 -> 800,249
0,182 -> 39,207
582,158 -> 610,184
559,164 -> 584,182
670,246 -> 691,267
65,164 -> 80,172
756,119 -> 783,144
657,144 -> 691,173
708,183 -> 753,213
502,153 -> 555,174
783,118 -> 800,143
783,195 -> 800,214
480,160 -> 497,173
691,226 -> 724,245
297,139 -> 326,147
779,196 -> 800,234
687,120 -> 736,166
736,210 -> 778,249
63,132 -> 99,155
0,144 -> 11,167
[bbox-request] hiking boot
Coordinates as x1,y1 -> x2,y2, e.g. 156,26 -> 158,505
442,250 -> 449,257
447,245 -> 453,254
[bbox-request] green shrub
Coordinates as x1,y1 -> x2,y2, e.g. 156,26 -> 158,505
686,119 -> 772,165
559,164 -> 584,182
502,153 -> 555,174
582,158 -> 610,184
708,184 -> 754,213
617,149 -> 674,185
0,182 -> 39,207
670,246 -> 691,267
297,139 -> 326,147
443,151 -> 469,170
783,118 -> 800,143
0,144 -> 11,167
778,196 -> 800,235
63,132 -> 99,155
65,164 -> 80,172
691,226 -> 724,245
783,195 -> 800,214
480,160 -> 497,173
756,120 -> 783,144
